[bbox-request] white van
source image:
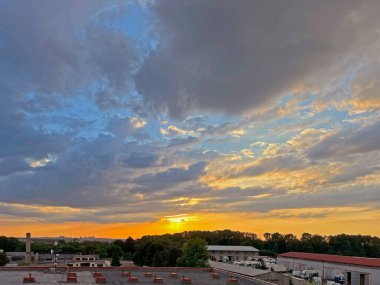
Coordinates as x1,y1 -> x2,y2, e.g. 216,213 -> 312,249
292,270 -> 302,278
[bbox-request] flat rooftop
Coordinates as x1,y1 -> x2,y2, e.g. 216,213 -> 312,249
0,270 -> 93,284
207,245 -> 259,252
278,252 -> 380,268
0,268 -> 270,285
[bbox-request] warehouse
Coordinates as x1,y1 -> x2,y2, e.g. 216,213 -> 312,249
207,245 -> 259,262
277,252 -> 380,285
67,255 -> 110,267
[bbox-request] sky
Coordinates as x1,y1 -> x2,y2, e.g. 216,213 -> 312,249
0,0 -> 380,238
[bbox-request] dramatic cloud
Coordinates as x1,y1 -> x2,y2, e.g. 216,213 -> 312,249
0,0 -> 380,237
136,0 -> 380,117
308,122 -> 380,159
135,161 -> 207,189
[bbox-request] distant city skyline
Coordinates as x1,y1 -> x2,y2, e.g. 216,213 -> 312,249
0,0 -> 379,238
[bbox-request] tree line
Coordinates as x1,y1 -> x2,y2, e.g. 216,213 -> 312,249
1,230 -> 379,267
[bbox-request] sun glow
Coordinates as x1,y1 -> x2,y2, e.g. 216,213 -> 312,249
161,214 -> 199,231
164,214 -> 197,224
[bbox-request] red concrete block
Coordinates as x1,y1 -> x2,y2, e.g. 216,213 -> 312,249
170,272 -> 178,278
67,276 -> 78,283
211,272 -> 220,279
128,276 -> 139,283
181,277 -> 191,284
23,273 -> 36,283
153,277 -> 164,283
96,276 -> 107,284
144,272 -> 153,277
227,278 -> 239,284
122,271 -> 131,277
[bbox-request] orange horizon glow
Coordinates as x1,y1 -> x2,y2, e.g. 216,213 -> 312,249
1,209 -> 379,239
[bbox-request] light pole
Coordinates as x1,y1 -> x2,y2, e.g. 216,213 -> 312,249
51,241 -> 60,272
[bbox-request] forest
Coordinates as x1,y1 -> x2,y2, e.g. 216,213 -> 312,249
0,230 -> 379,267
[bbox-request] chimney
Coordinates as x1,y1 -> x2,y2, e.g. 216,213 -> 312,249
25,232 -> 31,264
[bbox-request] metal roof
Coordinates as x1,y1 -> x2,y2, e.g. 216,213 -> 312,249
5,252 -> 27,257
207,245 -> 259,252
278,252 -> 380,268
73,255 -> 99,258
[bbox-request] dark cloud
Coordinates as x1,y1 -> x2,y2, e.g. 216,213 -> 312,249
0,157 -> 29,176
121,152 -> 159,168
167,136 -> 199,148
135,0 -> 380,117
241,156 -> 306,177
135,161 -> 207,189
0,1 -> 143,207
0,133 -> 134,207
308,121 -> 380,159
242,185 -> 380,213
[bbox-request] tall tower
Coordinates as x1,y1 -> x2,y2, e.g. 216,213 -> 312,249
25,232 -> 31,263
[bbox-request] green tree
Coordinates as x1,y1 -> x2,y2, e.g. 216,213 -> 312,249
259,249 -> 276,257
95,247 -> 108,259
111,251 -> 121,266
125,237 -> 135,254
0,252 -> 9,266
132,236 -> 154,266
0,236 -> 24,251
31,242 -> 51,253
107,244 -> 123,258
177,238 -> 208,267
123,252 -> 133,260
133,236 -> 182,267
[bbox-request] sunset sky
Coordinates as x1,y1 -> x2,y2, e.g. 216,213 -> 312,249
0,0 -> 379,238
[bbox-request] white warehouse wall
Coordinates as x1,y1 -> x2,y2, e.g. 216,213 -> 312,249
277,257 -> 380,285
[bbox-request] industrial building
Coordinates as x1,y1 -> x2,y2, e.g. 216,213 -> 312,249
67,255 -> 111,267
277,252 -> 380,285
207,245 -> 259,262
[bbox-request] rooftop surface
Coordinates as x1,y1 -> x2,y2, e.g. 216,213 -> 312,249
0,268 -> 269,285
207,245 -> 259,252
278,252 -> 380,268
209,261 -> 268,276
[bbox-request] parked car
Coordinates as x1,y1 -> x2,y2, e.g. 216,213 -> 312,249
240,261 -> 255,267
334,274 -> 345,284
301,270 -> 319,280
300,270 -> 311,279
309,271 -> 319,280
